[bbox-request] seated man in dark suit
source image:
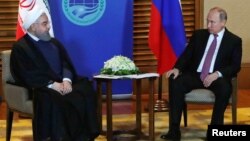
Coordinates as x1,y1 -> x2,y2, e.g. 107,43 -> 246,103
10,5 -> 100,141
161,7 -> 242,141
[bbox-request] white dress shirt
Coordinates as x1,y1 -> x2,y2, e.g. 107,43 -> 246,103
197,28 -> 225,77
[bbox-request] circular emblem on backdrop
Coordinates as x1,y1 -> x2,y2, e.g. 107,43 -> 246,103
62,0 -> 106,26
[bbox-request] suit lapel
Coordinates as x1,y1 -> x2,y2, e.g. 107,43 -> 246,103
197,31 -> 210,63
214,28 -> 230,69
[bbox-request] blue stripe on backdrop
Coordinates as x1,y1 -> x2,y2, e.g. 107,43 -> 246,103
49,0 -> 134,95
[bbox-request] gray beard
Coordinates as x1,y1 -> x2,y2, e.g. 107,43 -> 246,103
36,32 -> 51,41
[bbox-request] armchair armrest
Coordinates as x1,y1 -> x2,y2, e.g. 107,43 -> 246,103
3,83 -> 33,114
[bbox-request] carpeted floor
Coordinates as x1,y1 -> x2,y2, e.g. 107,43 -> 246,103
0,108 -> 250,141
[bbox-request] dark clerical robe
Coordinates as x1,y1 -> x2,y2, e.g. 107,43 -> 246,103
10,35 -> 100,141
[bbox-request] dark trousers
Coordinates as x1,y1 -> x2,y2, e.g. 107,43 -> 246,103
32,78 -> 100,141
168,72 -> 232,131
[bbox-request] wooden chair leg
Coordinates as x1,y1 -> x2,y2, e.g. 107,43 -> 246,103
183,103 -> 187,127
6,108 -> 13,141
231,77 -> 237,124
232,104 -> 237,124
32,90 -> 38,141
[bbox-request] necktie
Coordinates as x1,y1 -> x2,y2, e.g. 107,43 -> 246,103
200,34 -> 218,81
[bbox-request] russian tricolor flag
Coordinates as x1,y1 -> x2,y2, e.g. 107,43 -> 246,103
148,0 -> 187,74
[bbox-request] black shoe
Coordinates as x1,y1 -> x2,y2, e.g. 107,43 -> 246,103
87,138 -> 94,141
87,136 -> 96,141
89,131 -> 100,141
160,130 -> 181,141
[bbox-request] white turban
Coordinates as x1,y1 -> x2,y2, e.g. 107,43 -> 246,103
22,5 -> 45,30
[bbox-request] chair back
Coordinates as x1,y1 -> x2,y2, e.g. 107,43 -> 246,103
1,50 -> 33,115
1,50 -> 15,86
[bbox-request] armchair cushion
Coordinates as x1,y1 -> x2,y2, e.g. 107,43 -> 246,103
185,89 -> 214,103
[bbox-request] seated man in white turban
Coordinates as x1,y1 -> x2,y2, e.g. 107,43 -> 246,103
10,5 -> 100,141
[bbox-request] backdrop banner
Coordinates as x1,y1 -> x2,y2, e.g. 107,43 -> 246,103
49,0 -> 134,95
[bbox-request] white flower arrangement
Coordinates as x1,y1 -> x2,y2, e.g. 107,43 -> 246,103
101,55 -> 140,75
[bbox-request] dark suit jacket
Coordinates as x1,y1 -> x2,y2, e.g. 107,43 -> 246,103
174,28 -> 242,79
10,34 -> 78,88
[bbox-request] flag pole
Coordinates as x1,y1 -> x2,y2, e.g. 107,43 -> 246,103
154,74 -> 168,112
